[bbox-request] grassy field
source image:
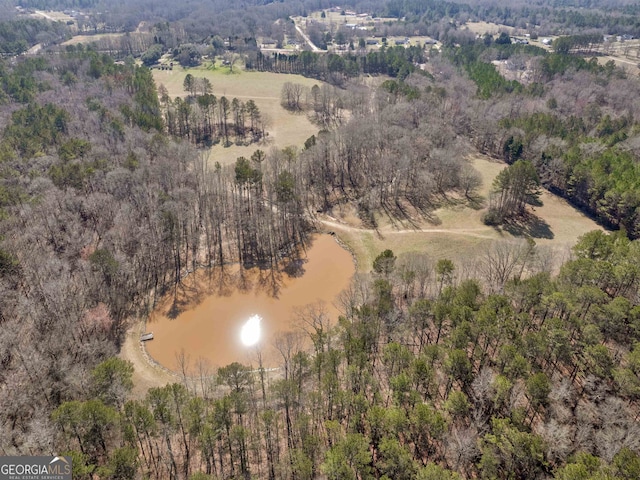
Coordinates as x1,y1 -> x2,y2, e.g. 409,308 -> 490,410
596,53 -> 640,75
304,10 -> 398,29
62,33 -> 128,46
32,10 -> 75,23
463,21 -> 517,36
153,65 -> 323,166
154,63 -> 603,270
320,154 -> 603,272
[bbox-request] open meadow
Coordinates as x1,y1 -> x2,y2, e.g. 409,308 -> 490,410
153,65 -> 322,165
31,9 -> 75,23
463,21 -> 517,37
319,154 -> 603,272
61,32 -> 129,46
153,64 -> 604,272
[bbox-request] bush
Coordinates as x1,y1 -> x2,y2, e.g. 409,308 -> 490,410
482,209 -> 503,226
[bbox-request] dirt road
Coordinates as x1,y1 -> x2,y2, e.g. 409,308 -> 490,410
320,218 -> 497,240
119,321 -> 176,398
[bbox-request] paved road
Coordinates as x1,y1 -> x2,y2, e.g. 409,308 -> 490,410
294,22 -> 325,52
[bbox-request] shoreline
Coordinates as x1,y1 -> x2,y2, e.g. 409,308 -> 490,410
127,232 -> 355,383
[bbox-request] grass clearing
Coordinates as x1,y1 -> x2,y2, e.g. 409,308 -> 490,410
62,33 -> 129,46
596,54 -> 640,76
304,10 -> 398,29
153,66 -> 323,166
153,66 -> 603,269
463,21 -> 517,36
32,10 -> 75,23
321,154 -> 603,272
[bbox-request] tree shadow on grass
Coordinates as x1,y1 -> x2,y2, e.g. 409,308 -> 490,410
387,198 -> 442,228
502,211 -> 554,240
431,191 -> 486,214
464,193 -> 486,211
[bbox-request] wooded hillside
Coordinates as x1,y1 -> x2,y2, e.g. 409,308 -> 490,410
2,1 -> 640,478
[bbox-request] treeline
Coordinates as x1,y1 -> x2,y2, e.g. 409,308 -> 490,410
450,40 -> 618,86
447,45 -> 526,99
14,0 -> 100,9
278,72 -> 482,223
248,46 -> 426,84
552,33 -> 603,54
496,92 -> 640,237
0,55 -> 49,103
438,36 -> 640,237
51,230 -> 640,479
0,50 -> 310,451
295,74 -> 482,219
445,42 -> 553,99
159,75 -> 266,147
11,0 -> 640,56
0,17 -> 70,55
59,24 -> 187,60
389,0 -> 640,37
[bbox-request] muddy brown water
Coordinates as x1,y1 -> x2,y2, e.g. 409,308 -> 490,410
145,235 -> 355,372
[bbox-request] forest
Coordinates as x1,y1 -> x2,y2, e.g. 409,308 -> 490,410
44,231 -> 640,480
1,0 -> 640,479
5,0 -> 640,52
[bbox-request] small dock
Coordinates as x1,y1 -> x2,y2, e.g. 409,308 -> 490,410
140,332 -> 154,342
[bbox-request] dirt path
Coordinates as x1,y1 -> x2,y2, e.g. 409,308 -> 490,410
119,321 -> 176,399
26,44 -> 43,55
320,218 -> 497,240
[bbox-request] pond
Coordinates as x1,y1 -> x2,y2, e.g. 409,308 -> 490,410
145,234 -> 355,372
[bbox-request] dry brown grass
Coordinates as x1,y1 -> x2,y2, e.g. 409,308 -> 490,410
154,66 -> 602,267
119,320 -> 175,397
153,66 -> 323,165
321,154 -> 603,271
597,54 -> 640,75
32,9 -> 74,22
62,33 -> 128,46
463,21 -> 516,36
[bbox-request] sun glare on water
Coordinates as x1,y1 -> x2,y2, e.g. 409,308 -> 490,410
240,315 -> 262,347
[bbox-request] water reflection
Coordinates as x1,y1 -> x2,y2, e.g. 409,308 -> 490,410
240,315 -> 262,347
146,235 -> 355,371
